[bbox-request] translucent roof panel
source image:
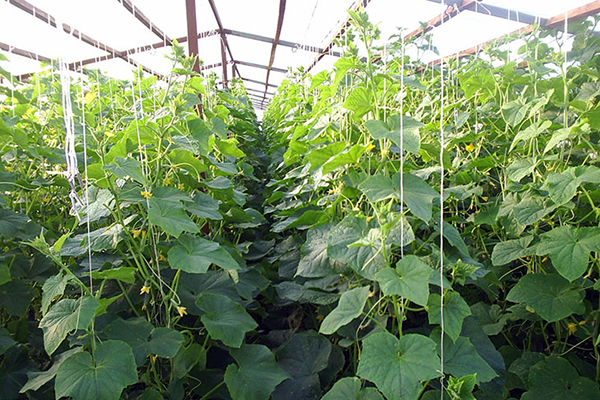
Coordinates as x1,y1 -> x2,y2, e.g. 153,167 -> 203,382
227,36 -> 273,68
368,0 -> 445,42
280,0 -> 355,46
218,0 -> 281,39
0,2 -> 107,62
86,58 -> 142,81
26,0 -> 159,51
480,0 -> 596,19
0,51 -> 42,77
132,0 -> 219,41
428,10 -> 527,58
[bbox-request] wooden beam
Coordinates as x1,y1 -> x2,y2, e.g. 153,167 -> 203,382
263,0 -> 287,103
544,0 -> 600,29
405,0 -> 478,40
7,0 -> 159,76
306,0 -> 373,74
0,41 -> 51,63
118,0 -> 173,45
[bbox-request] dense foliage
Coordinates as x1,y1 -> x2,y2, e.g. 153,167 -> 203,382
2,11 -> 600,400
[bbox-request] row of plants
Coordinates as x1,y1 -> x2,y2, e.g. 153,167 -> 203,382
2,9 -> 600,400
258,11 -> 600,400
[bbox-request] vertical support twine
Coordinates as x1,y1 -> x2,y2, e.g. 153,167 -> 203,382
400,34 -> 405,259
563,12 -> 569,129
80,63 -> 93,293
439,4 -> 446,397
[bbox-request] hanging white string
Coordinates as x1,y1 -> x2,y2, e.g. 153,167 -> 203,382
400,34 -> 405,259
79,63 -> 93,292
59,56 -> 83,217
439,3 -> 446,396
563,12 -> 569,128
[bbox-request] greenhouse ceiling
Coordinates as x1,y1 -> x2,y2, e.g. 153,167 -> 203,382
1,0 -> 600,111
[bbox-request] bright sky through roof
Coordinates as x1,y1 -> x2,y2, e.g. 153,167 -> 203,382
0,0 -> 597,109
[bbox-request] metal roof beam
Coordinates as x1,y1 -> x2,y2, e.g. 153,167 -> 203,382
544,0 -> 600,29
246,87 -> 275,96
0,41 -> 52,63
6,0 -> 160,77
405,0 -> 478,40
236,60 -> 287,73
462,2 -> 540,25
242,77 -> 278,88
221,29 -> 342,56
117,0 -> 173,45
306,0 -> 373,74
263,0 -> 287,102
207,0 -> 241,78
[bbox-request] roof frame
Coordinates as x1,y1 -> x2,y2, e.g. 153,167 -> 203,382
262,0 -> 287,105
118,0 -> 174,45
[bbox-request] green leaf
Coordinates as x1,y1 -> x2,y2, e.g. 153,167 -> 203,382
0,326 -> 16,356
437,335 -> 497,383
296,224 -> 338,278
506,274 -> 584,322
148,197 -> 199,237
307,142 -> 347,170
446,373 -> 477,400
0,263 -> 9,286
320,286 -> 371,335
91,266 -> 137,284
375,255 -> 433,306
328,216 -> 385,279
273,331 -> 332,399
41,273 -> 71,315
322,377 -> 384,400
364,114 -> 422,154
544,166 -> 600,205
502,98 -> 530,127
544,128 -> 571,153
104,318 -> 184,365
510,120 -> 551,151
103,157 -> 147,185
215,138 -> 245,158
359,175 -> 395,202
185,192 -> 222,220
204,175 -> 233,189
396,173 -> 438,222
575,81 -> 600,101
0,209 -> 28,239
196,293 -> 257,348
491,236 -> 535,266
20,347 -> 82,393
55,340 -> 137,400
224,343 -> 291,400
537,226 -> 600,281
522,357 -> 600,399
168,235 -> 240,274
428,292 -> 471,342
39,296 -> 99,355
322,144 -> 367,174
168,149 -> 208,178
357,332 -> 440,400
343,87 -> 373,118
513,196 -> 556,226
507,158 -> 536,182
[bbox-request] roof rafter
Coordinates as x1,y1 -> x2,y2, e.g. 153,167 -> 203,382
306,0 -> 373,74
207,0 -> 241,79
242,77 -> 278,88
0,41 -> 51,63
222,29 -> 342,57
263,0 -> 287,105
117,0 -> 173,45
405,0 -> 478,40
6,0 -> 160,76
236,60 -> 287,73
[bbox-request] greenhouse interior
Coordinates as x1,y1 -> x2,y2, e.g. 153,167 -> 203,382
3,0 -> 600,399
